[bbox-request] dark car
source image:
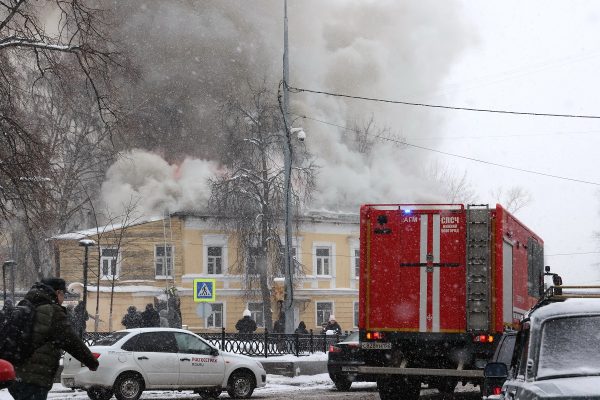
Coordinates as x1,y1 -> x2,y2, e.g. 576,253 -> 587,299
327,331 -> 377,390
483,288 -> 600,400
482,330 -> 517,398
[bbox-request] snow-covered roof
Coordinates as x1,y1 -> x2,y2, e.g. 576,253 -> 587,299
51,215 -> 165,240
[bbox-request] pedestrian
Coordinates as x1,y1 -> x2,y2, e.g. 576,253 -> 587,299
294,320 -> 309,334
141,303 -> 160,327
71,300 -> 89,337
235,309 -> 257,333
121,305 -> 143,329
322,315 -> 342,335
2,298 -> 13,311
8,278 -> 98,400
159,309 -> 169,327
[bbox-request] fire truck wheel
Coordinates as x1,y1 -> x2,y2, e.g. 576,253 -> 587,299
332,376 -> 352,391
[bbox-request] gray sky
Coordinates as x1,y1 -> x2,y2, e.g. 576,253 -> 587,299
415,2 -> 600,284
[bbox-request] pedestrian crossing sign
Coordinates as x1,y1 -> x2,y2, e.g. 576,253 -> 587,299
193,279 -> 216,302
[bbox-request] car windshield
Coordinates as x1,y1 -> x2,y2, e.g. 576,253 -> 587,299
537,315 -> 600,379
94,332 -> 130,346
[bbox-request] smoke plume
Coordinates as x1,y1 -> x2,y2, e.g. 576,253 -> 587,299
102,0 -> 474,216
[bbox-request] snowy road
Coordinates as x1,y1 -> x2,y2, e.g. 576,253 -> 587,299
0,374 -> 480,400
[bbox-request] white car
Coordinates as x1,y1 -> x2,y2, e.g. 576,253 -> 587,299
61,328 -> 266,400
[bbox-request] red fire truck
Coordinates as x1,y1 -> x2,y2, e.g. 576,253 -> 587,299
357,204 -> 545,399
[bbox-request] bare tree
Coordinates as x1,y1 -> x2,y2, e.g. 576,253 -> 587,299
348,114 -> 404,155
209,84 -> 316,330
490,186 -> 532,214
427,160 -> 478,204
1,1 -> 123,282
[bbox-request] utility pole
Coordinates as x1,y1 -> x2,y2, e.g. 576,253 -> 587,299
282,0 -> 295,334
79,239 -> 95,338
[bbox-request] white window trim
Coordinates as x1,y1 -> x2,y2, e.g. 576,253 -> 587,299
100,247 -> 120,280
292,236 -> 303,264
155,244 -> 174,279
350,240 -> 360,280
203,234 -> 229,275
247,302 -> 265,328
315,301 -> 334,327
312,242 -> 336,277
205,302 -> 225,329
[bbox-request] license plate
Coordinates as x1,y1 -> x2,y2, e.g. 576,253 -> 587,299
62,377 -> 75,387
361,342 -> 392,350
342,366 -> 359,372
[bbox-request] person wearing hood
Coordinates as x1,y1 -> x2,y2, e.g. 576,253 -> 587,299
8,278 -> 98,400
141,303 -> 160,327
121,305 -> 143,329
294,321 -> 309,334
235,309 -> 257,333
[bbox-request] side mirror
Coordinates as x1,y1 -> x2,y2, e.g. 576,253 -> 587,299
210,347 -> 219,357
484,362 -> 508,378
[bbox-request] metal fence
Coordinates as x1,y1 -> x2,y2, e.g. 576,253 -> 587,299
84,329 -> 348,357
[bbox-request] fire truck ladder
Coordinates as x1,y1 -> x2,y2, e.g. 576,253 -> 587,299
466,205 -> 492,332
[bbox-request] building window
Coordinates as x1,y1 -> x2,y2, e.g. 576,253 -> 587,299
354,301 -> 359,328
207,247 -> 222,275
316,302 -> 333,327
100,248 -> 119,280
203,234 -> 228,275
248,302 -> 264,327
247,247 -> 261,274
206,303 -> 223,329
155,245 -> 173,278
353,247 -> 360,279
315,247 -> 331,276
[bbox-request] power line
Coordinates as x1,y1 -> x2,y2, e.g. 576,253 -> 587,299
299,115 -> 600,186
546,251 -> 600,257
288,86 -> 600,119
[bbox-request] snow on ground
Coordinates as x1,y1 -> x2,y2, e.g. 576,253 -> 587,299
0,353 -> 477,399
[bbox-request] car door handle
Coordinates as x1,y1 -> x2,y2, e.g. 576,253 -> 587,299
180,358 -> 191,362
137,356 -> 149,360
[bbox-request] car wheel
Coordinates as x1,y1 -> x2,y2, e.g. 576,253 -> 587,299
227,370 -> 255,399
86,386 -> 114,400
332,376 -> 352,391
196,387 -> 222,399
113,372 -> 145,400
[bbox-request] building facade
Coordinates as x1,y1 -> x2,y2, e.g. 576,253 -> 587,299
52,211 -> 360,334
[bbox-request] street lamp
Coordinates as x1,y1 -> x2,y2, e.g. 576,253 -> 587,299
78,239 -> 95,338
2,260 -> 16,304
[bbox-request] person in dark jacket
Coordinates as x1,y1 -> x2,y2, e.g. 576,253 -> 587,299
141,303 -> 160,327
235,309 -> 257,333
8,278 -> 98,400
71,300 -> 89,338
294,321 -> 309,334
322,315 -> 342,335
121,305 -> 143,329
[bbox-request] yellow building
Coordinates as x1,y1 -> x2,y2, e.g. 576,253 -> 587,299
52,211 -> 359,334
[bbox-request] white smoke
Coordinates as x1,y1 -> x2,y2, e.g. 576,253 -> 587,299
102,1 -> 475,215
101,150 -> 219,216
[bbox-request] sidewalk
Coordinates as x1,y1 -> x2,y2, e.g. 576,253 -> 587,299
257,353 -> 328,377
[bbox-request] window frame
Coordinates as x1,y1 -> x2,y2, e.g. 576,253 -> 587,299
353,301 -> 359,328
248,302 -> 264,328
203,234 -> 228,275
155,244 -> 174,279
207,246 -> 223,275
206,302 -> 224,329
316,301 -> 333,327
100,247 -> 120,280
313,242 -> 335,277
